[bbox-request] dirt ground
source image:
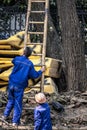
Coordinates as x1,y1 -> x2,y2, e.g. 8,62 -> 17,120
0,90 -> 87,129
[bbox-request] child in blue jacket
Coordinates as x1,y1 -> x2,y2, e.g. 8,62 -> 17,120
2,47 -> 45,126
34,92 -> 52,130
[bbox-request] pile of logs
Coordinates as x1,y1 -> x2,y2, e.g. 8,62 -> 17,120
0,31 -> 62,94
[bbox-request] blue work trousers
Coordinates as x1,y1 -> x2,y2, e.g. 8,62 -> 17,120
4,86 -> 24,124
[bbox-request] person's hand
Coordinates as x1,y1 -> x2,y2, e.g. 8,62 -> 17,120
41,66 -> 46,72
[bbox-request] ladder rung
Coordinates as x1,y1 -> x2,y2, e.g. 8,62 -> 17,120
29,21 -> 44,24
29,86 -> 41,88
31,11 -> 45,13
32,54 -> 42,56
31,0 -> 45,3
28,32 -> 44,34
27,43 -> 43,45
34,64 -> 45,67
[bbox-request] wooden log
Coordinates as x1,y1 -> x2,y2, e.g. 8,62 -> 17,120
0,45 -> 11,50
25,77 -> 58,94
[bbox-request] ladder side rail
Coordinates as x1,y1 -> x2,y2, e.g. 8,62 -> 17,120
24,0 -> 31,49
41,0 -> 49,92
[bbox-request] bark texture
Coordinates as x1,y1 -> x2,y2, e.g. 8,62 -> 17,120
57,0 -> 87,91
47,13 -> 62,59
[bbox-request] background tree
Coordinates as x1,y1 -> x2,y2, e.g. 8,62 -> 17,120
57,0 -> 87,92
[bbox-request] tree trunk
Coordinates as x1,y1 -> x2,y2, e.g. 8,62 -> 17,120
47,13 -> 62,59
57,0 -> 87,91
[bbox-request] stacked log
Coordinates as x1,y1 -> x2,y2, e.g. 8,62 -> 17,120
0,31 -> 62,94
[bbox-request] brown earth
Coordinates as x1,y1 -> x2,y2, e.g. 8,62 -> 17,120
0,90 -> 87,130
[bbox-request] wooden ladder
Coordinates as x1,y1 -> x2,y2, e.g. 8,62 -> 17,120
24,0 -> 49,92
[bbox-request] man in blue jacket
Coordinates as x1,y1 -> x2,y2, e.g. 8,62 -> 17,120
2,47 -> 45,126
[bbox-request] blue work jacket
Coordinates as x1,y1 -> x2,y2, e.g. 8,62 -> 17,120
34,103 -> 52,130
9,55 -> 42,89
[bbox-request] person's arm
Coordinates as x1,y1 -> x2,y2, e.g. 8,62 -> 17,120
29,63 -> 45,79
34,109 -> 42,130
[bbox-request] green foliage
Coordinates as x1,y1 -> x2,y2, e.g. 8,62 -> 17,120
3,0 -> 12,4
1,0 -> 27,7
76,0 -> 87,7
3,0 -> 16,4
50,0 -> 56,6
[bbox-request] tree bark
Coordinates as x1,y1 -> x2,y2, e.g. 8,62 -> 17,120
57,0 -> 87,91
47,13 -> 62,59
